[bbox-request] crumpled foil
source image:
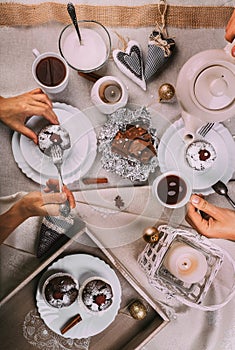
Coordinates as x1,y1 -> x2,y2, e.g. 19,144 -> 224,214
98,106 -> 159,182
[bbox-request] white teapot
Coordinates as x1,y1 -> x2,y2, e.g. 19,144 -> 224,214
176,40 -> 235,142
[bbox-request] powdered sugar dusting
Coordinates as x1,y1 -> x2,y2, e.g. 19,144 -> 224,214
186,140 -> 217,171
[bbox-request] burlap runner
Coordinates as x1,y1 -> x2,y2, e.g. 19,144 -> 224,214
0,3 -> 233,28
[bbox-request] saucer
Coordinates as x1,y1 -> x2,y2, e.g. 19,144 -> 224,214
20,103 -> 90,177
12,103 -> 97,185
158,119 -> 235,195
36,254 -> 121,339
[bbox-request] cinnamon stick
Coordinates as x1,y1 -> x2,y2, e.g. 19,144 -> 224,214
82,177 -> 108,185
61,314 -> 82,335
78,71 -> 102,83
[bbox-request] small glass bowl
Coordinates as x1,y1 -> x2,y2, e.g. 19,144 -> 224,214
42,272 -> 79,309
79,276 -> 113,315
59,21 -> 111,73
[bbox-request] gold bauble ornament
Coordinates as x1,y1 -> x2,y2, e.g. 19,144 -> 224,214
128,300 -> 147,320
158,83 -> 175,102
143,226 -> 160,243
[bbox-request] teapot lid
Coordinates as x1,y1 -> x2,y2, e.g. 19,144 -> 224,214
194,65 -> 234,110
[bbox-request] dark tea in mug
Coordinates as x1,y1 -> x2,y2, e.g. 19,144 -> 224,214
36,57 -> 66,87
156,174 -> 188,206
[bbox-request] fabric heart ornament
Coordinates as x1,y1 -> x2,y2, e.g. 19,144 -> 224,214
113,40 -> 146,91
144,30 -> 175,82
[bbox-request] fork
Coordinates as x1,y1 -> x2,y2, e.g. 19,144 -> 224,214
51,145 -> 71,217
197,122 -> 215,138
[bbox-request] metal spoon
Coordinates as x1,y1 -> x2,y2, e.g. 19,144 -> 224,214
67,2 -> 82,44
212,180 -> 235,209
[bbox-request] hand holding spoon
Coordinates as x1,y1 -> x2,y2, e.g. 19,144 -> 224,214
212,180 -> 235,209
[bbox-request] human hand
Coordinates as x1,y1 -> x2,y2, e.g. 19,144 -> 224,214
0,88 -> 59,144
0,180 -> 76,243
225,9 -> 235,43
186,194 -> 235,240
17,179 -> 75,218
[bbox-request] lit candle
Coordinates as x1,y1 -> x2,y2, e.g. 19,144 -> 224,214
91,76 -> 128,114
103,84 -> 122,103
99,82 -> 122,104
60,25 -> 108,72
163,242 -> 208,284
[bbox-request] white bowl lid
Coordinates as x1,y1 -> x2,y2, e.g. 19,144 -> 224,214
194,65 -> 234,110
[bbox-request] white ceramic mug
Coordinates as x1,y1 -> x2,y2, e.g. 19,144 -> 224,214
91,76 -> 128,114
152,171 -> 192,209
32,48 -> 69,94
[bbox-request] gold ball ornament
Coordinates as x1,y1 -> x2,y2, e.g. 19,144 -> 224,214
128,300 -> 147,320
158,83 -> 175,102
143,226 -> 160,243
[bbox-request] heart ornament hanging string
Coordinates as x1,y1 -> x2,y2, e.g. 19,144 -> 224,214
144,0 -> 176,82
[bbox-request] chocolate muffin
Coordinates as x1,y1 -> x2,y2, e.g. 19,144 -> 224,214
185,140 -> 217,171
43,273 -> 79,308
38,125 -> 71,156
80,278 -> 113,313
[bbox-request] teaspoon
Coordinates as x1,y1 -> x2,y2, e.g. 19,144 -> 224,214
67,2 -> 82,44
212,180 -> 235,209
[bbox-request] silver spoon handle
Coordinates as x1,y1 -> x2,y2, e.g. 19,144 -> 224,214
225,194 -> 235,209
67,2 -> 82,43
60,201 -> 71,217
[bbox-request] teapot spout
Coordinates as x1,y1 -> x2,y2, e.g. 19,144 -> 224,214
181,111 -> 204,143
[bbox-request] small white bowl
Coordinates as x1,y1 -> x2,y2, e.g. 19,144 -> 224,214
79,276 -> 113,315
42,272 -> 79,309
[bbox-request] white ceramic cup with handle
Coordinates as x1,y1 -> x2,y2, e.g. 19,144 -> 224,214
32,48 -> 69,94
152,171 -> 192,209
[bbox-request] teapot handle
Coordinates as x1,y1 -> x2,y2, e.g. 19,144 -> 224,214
224,38 -> 235,58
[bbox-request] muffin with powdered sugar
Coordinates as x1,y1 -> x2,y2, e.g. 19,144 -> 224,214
185,140 -> 217,171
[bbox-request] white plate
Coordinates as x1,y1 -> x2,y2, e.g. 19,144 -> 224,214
36,254 -> 122,339
20,103 -> 91,177
12,103 -> 97,185
158,119 -> 235,195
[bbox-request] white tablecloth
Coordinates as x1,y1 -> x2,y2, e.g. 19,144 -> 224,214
1,1 -> 235,349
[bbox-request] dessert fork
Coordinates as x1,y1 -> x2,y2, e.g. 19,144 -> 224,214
51,145 -> 71,217
197,122 -> 215,138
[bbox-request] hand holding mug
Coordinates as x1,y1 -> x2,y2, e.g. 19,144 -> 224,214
186,194 -> 235,240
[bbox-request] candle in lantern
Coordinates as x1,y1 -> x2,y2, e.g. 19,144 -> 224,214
163,242 -> 208,284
